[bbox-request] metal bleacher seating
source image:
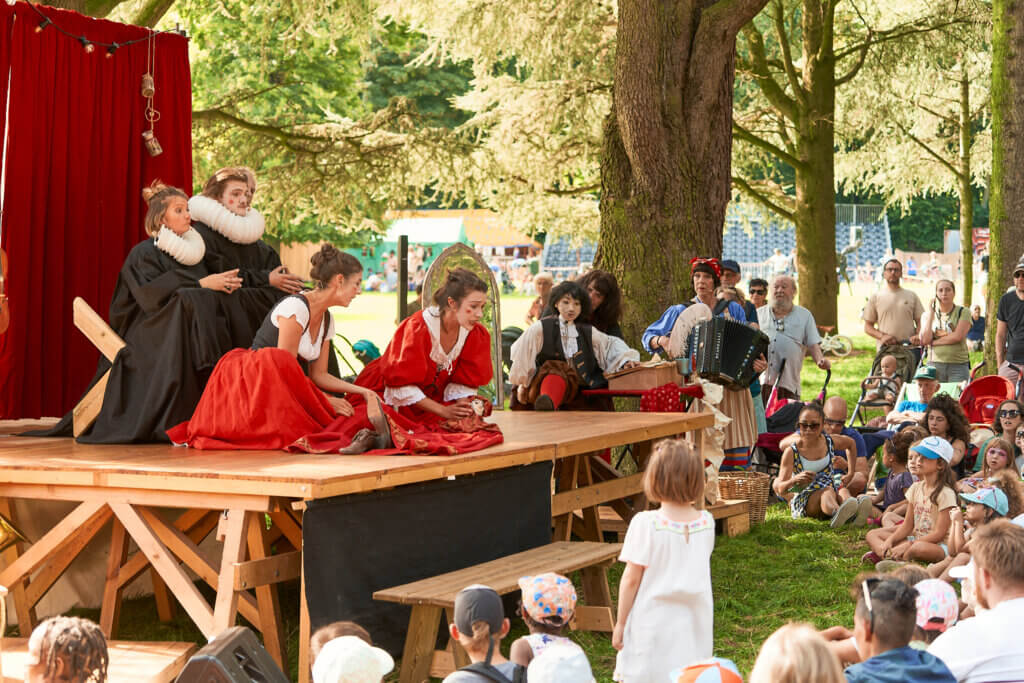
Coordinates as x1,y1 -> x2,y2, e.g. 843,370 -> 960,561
540,237 -> 598,278
539,204 -> 892,282
723,204 -> 891,280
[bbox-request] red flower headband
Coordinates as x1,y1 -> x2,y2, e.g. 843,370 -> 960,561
689,257 -> 722,277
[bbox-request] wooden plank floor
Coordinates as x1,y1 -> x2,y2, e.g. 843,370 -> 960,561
0,639 -> 195,682
0,412 -> 713,500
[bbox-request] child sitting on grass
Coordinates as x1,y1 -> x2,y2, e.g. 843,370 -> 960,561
958,437 -> 1014,492
443,584 -> 525,683
928,470 -> 1023,581
910,579 -> 959,648
510,572 -> 584,667
26,616 -> 108,683
865,354 -> 903,405
864,436 -> 958,565
863,429 -> 917,525
613,439 -> 714,682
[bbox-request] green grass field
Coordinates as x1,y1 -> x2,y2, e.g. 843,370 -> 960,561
65,279 -> 981,681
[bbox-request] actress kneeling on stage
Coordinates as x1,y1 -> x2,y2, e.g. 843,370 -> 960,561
509,280 -> 639,410
290,267 -> 504,455
168,245 -> 378,450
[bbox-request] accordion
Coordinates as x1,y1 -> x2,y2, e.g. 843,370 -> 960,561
688,317 -> 769,389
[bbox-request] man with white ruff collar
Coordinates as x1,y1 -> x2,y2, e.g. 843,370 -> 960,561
189,167 -> 305,345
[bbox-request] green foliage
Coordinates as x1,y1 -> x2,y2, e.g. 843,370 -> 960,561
888,194 -> 957,251
362,26 -> 473,129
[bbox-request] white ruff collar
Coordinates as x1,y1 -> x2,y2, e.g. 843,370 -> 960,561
188,195 -> 265,244
154,227 -> 205,266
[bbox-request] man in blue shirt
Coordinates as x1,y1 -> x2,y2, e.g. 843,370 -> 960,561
967,304 -> 985,351
845,578 -> 956,683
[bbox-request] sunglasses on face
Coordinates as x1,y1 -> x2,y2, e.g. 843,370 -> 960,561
798,422 -> 821,430
862,578 -> 880,633
1016,432 -> 1024,440
750,288 -> 766,295
1000,409 -> 1021,418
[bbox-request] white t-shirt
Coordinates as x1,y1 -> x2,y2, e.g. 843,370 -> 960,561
928,596 -> 1024,682
270,296 -> 335,362
757,304 -> 821,394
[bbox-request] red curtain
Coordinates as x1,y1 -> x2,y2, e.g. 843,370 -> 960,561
0,4 -> 192,418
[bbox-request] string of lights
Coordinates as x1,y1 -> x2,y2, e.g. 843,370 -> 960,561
26,2 -> 187,56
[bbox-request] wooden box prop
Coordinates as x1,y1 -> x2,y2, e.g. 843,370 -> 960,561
421,243 -> 504,408
605,361 -> 683,391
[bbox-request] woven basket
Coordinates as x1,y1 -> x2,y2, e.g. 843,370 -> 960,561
718,471 -> 770,526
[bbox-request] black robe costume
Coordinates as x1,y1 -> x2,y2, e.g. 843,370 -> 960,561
191,220 -> 286,348
28,240 -> 237,443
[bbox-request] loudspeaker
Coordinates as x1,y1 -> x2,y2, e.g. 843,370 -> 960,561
175,627 -> 288,683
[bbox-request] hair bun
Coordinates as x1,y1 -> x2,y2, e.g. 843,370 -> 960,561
142,180 -> 169,205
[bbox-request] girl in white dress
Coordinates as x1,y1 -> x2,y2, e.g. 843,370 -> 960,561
613,439 -> 715,682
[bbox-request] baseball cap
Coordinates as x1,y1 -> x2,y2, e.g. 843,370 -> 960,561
454,584 -> 504,635
960,487 -> 1010,516
672,658 -> 744,683
949,559 -> 975,580
526,644 -> 595,683
1014,260 -> 1024,276
913,579 -> 959,633
311,636 -> 394,683
720,259 -> 741,274
911,435 -> 954,463
518,573 -> 577,624
913,365 -> 937,381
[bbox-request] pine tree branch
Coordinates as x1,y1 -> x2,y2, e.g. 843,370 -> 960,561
818,0 -> 840,65
772,0 -> 807,105
834,19 -> 968,62
732,176 -> 796,221
733,121 -> 806,170
835,35 -> 872,86
897,122 -> 962,179
741,23 -> 798,122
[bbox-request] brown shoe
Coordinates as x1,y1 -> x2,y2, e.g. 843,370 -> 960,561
366,397 -> 393,449
339,428 -> 378,454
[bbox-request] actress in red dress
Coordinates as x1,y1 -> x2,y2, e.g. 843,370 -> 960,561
167,246 -> 379,450
291,267 -> 504,455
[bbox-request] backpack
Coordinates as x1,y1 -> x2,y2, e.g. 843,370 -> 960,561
457,661 -> 527,683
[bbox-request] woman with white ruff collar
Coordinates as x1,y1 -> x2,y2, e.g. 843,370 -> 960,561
28,183 -> 243,443
189,167 -> 304,345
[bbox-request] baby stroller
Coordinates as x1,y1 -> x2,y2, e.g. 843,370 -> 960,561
849,343 -> 920,425
959,363 -> 1016,428
750,364 -> 831,476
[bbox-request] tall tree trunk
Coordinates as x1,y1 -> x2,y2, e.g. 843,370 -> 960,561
959,65 -> 974,308
987,0 -> 1024,371
598,0 -> 769,342
792,0 -> 838,328
794,104 -> 837,328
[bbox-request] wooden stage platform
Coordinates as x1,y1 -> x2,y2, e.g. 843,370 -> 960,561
0,410 -> 714,682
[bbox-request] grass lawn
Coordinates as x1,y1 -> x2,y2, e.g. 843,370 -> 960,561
61,281 -> 982,681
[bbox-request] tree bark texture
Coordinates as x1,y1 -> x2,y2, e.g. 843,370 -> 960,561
598,0 -> 769,344
987,0 -> 1024,371
959,66 -> 974,308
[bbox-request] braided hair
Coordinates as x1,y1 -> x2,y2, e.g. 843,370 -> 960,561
29,616 -> 108,683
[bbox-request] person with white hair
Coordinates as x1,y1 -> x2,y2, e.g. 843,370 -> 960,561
757,275 -> 830,403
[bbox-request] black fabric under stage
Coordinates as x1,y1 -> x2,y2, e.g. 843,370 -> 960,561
303,462 -> 554,656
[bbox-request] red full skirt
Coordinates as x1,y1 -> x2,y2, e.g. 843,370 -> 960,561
166,348 -> 336,450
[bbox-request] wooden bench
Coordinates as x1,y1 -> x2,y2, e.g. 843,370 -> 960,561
593,499 -> 751,540
373,541 -> 621,683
